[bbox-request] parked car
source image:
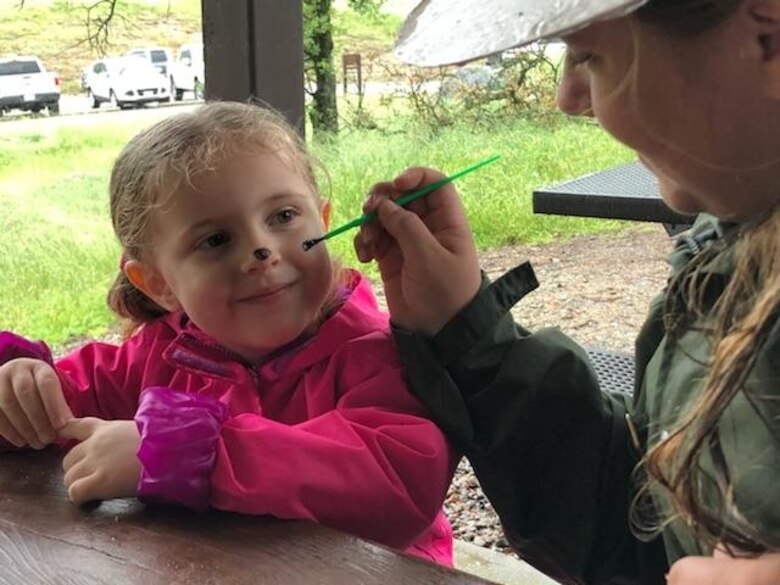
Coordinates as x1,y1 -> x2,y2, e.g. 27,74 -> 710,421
169,42 -> 204,101
124,47 -> 172,77
0,55 -> 60,116
84,56 -> 170,109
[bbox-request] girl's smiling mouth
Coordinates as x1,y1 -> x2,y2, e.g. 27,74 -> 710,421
237,283 -> 294,303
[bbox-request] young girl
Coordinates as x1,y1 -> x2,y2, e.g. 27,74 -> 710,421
0,101 -> 456,565
356,0 -> 780,583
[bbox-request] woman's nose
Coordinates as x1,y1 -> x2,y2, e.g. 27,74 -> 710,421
557,53 -> 594,117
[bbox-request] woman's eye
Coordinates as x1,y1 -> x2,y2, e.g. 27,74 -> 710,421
568,51 -> 593,66
203,233 -> 230,248
271,207 -> 300,225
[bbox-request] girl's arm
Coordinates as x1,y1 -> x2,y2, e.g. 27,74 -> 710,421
54,323 -> 176,420
134,338 -> 456,551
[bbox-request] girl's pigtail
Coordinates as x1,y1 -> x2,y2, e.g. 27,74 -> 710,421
107,270 -> 169,338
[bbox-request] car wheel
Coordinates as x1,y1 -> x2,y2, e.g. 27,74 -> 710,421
172,80 -> 184,101
48,102 -> 60,116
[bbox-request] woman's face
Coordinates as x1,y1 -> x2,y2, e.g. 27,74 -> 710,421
558,10 -> 780,222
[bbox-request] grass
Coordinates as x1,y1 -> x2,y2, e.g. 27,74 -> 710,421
0,112 -> 635,349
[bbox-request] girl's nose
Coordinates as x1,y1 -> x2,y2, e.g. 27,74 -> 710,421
254,247 -> 271,261
243,244 -> 278,272
557,53 -> 594,117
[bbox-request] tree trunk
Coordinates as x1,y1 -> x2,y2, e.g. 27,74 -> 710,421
307,0 -> 338,134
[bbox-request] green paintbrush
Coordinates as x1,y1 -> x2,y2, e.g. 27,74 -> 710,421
302,154 -> 501,251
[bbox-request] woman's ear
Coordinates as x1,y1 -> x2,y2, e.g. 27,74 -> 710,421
320,200 -> 332,229
123,260 -> 181,312
747,0 -> 780,97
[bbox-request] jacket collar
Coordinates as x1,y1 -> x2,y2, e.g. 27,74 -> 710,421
160,269 -> 386,381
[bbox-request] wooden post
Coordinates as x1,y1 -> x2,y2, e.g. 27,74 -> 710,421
201,0 -> 305,135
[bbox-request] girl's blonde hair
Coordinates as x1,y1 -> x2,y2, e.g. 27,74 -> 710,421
107,101 -> 330,335
631,0 -> 780,553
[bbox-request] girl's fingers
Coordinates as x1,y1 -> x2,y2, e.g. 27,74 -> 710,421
14,371 -> 55,446
0,408 -> 26,448
1,381 -> 43,449
62,439 -> 86,473
34,364 -> 72,431
66,472 -> 99,504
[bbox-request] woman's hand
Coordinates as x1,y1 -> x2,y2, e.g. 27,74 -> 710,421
354,166 -> 481,335
59,417 -> 141,504
668,548 -> 780,584
0,358 -> 73,448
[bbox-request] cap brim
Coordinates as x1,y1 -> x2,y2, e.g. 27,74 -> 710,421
395,0 -> 649,66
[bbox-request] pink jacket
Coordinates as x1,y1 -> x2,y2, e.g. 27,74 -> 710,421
0,271 -> 456,565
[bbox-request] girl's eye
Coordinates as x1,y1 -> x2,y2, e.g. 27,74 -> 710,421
202,233 -> 230,249
271,207 -> 300,226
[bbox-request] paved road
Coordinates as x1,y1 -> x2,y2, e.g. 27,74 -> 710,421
0,93 -> 200,133
0,80 -> 438,133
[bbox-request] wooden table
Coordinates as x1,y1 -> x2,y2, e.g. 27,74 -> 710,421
0,449 -> 495,585
532,161 -> 695,234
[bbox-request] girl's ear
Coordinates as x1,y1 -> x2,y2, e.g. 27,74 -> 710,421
320,200 -> 332,229
747,0 -> 780,98
123,260 -> 181,312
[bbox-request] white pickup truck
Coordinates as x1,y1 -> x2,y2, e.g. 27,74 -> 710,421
0,56 -> 60,116
169,42 -> 205,101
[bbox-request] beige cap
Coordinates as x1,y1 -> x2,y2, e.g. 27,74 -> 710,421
395,0 -> 649,66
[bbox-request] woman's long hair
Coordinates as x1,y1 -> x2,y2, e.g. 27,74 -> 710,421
632,0 -> 780,553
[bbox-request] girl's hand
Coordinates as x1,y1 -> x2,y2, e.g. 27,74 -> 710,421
668,548 -> 780,584
59,417 -> 141,504
0,358 -> 73,449
354,166 -> 481,336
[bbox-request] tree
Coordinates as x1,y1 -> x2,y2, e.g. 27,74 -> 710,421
304,0 -> 383,134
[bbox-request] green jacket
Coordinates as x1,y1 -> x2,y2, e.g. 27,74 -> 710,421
393,215 -> 780,585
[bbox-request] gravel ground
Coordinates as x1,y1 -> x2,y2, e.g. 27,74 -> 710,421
385,226 -> 677,555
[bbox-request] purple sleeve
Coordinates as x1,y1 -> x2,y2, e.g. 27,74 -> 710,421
135,386 -> 228,512
0,331 -> 53,366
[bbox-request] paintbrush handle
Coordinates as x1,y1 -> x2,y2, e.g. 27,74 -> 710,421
321,154 -> 501,243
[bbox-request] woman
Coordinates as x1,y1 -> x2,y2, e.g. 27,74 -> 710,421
355,0 -> 780,583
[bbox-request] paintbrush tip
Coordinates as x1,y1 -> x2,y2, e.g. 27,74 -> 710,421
302,237 -> 322,251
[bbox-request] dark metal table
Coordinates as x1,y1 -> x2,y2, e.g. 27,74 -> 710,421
532,161 -> 690,394
532,161 -> 694,233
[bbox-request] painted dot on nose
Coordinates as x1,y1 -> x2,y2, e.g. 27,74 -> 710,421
254,248 -> 271,261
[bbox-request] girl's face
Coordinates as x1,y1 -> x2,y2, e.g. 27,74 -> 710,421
558,7 -> 780,222
133,151 -> 333,362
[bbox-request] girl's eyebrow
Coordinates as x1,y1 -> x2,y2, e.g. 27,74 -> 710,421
182,190 -> 313,234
